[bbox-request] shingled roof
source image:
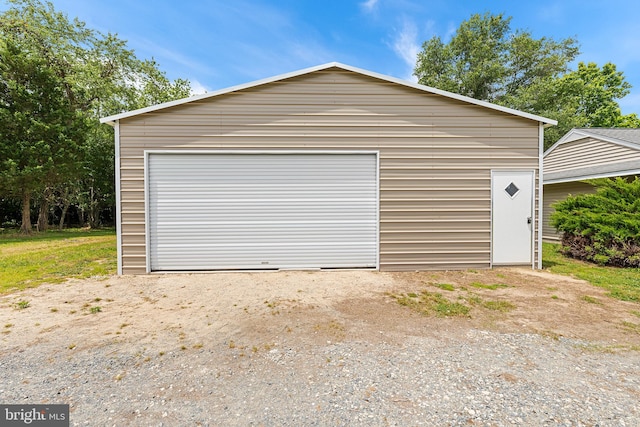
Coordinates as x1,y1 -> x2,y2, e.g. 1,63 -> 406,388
544,128 -> 640,184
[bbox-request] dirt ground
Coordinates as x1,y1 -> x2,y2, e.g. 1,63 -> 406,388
2,268 -> 640,354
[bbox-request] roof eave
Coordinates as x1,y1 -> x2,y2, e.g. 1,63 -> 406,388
100,61 -> 557,126
544,168 -> 640,185
544,128 -> 640,157
99,62 -> 344,124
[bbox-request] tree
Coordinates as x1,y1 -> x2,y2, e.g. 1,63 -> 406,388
414,12 -> 579,103
0,37 -> 88,233
507,62 -> 640,146
0,0 -> 191,232
413,13 -> 640,148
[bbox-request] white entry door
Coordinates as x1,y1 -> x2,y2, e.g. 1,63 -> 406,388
491,170 -> 534,265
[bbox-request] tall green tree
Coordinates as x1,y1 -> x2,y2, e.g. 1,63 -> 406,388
414,12 -> 579,103
0,38 -> 88,232
0,0 -> 191,232
413,12 -> 640,148
507,62 -> 640,146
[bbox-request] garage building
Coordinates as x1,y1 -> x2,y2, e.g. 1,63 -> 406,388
100,62 -> 555,274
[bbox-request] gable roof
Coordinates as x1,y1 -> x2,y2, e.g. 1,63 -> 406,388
100,62 -> 557,126
543,128 -> 640,184
544,128 -> 640,155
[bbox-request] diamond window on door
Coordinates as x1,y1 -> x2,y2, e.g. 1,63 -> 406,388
504,182 -> 520,198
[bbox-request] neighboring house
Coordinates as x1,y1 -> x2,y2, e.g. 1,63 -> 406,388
100,62 -> 555,275
543,128 -> 640,241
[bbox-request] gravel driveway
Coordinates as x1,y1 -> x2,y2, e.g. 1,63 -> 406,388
1,269 -> 639,426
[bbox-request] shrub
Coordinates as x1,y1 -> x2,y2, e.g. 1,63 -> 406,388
550,177 -> 640,267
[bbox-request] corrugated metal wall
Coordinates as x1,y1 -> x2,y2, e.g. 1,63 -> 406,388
117,67 -> 540,274
545,137 -> 640,174
542,181 -> 595,241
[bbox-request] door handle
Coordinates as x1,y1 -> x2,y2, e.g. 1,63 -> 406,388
527,217 -> 532,224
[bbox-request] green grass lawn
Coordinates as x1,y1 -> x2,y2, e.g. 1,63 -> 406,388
0,228 -> 116,294
543,242 -> 640,302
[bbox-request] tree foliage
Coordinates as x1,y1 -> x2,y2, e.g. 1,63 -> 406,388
0,0 -> 191,232
414,13 -> 579,103
508,62 -> 640,145
0,34 -> 88,232
413,13 -> 638,148
551,178 -> 640,267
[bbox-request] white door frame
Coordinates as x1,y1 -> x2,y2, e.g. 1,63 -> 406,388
490,169 -> 536,268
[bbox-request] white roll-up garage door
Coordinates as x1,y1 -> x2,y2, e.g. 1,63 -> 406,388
147,152 -> 378,271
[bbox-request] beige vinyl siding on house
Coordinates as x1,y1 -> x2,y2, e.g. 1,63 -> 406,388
542,181 -> 595,241
544,137 -> 640,174
117,68 -> 540,274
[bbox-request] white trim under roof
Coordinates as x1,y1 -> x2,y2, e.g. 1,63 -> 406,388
544,168 -> 640,185
544,128 -> 640,157
100,62 -> 557,126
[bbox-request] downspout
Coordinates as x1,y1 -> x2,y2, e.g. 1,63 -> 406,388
537,122 -> 544,270
114,121 -> 123,275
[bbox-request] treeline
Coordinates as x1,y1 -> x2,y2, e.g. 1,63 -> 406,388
0,0 -> 191,232
1,5 -> 638,233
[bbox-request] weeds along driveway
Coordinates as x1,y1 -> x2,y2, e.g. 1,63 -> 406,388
1,269 -> 639,425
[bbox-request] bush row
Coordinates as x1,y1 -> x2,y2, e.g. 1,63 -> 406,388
551,177 -> 640,267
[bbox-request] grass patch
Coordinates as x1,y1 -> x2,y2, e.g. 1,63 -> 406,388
0,228 -> 116,294
434,283 -> 455,291
465,294 -> 483,306
393,291 -> 470,317
581,295 -> 602,305
577,343 -> 640,353
463,294 -> 515,312
481,300 -> 516,312
621,321 -> 640,334
470,282 -> 509,290
392,289 -> 516,317
543,242 -> 640,302
15,300 -> 30,309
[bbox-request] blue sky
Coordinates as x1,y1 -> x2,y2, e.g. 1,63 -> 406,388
3,0 -> 640,115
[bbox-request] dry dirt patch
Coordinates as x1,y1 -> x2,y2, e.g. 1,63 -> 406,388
1,268 -> 639,355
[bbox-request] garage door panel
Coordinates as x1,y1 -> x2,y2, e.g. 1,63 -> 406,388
148,152 -> 378,271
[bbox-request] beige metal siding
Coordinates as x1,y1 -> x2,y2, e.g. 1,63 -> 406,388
545,137 -> 640,174
117,68 -> 540,273
542,181 -> 595,241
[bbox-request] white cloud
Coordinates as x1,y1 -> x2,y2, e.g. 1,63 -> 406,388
443,21 -> 457,42
393,20 -> 419,65
360,0 -> 379,13
391,18 -> 420,81
132,37 -> 212,76
189,79 -> 209,96
289,41 -> 333,65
